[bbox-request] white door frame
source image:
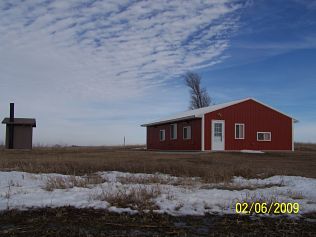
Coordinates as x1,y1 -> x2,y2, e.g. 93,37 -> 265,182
211,120 -> 225,151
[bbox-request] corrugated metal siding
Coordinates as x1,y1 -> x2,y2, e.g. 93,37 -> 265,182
204,100 -> 292,151
147,118 -> 201,150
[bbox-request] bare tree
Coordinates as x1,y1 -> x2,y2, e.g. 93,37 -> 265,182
184,71 -> 211,109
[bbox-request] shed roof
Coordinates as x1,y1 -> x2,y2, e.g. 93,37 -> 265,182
2,118 -> 36,127
141,98 -> 297,127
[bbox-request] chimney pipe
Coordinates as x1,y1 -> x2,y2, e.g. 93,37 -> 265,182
10,103 -> 14,122
8,103 -> 14,149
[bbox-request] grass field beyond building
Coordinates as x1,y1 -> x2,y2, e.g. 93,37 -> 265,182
0,143 -> 315,182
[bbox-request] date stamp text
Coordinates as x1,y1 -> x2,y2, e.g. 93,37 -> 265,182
235,202 -> 300,214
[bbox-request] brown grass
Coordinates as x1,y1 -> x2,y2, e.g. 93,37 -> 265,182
43,174 -> 106,191
0,144 -> 315,184
44,176 -> 70,191
117,174 -> 172,185
295,142 -> 316,152
117,174 -> 198,186
92,185 -> 161,211
283,189 -> 305,200
202,181 -> 285,191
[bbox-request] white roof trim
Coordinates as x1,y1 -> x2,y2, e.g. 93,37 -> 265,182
141,115 -> 196,127
141,98 -> 297,127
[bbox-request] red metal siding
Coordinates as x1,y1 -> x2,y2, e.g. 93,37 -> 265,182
204,99 -> 292,151
147,119 -> 201,150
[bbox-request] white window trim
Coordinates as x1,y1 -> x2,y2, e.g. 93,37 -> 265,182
159,129 -> 165,141
183,126 -> 191,140
235,123 -> 245,139
257,132 -> 271,141
170,123 -> 177,140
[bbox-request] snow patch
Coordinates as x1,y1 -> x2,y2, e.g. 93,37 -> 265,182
240,150 -> 264,154
0,171 -> 315,216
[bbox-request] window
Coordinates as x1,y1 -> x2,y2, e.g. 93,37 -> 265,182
257,132 -> 271,141
213,122 -> 223,142
214,123 -> 222,141
159,129 -> 165,141
183,126 -> 191,139
170,124 -> 177,140
235,124 -> 245,139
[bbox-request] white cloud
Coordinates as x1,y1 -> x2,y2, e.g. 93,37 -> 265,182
0,0 -> 243,145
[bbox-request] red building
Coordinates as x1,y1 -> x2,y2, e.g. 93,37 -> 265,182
141,98 -> 297,151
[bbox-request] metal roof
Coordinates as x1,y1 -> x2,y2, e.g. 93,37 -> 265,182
2,118 -> 36,127
141,98 -> 297,127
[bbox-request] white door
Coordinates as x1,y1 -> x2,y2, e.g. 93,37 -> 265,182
211,120 -> 225,151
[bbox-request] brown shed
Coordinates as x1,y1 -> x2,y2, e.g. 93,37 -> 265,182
2,103 -> 36,149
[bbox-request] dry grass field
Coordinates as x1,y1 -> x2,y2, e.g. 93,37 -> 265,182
0,143 -> 315,183
0,143 -> 316,236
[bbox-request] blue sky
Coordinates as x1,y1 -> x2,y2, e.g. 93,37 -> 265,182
0,0 -> 315,145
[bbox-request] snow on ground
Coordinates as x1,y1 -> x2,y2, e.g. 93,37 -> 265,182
240,150 -> 265,154
0,171 -> 315,216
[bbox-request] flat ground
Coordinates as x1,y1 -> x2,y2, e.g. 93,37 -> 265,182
0,143 -> 315,236
0,143 -> 315,181
1,207 -> 315,237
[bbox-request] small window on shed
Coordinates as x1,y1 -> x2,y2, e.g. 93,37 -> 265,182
235,124 -> 245,139
183,126 -> 191,140
170,124 -> 177,140
160,129 -> 165,141
257,132 -> 271,141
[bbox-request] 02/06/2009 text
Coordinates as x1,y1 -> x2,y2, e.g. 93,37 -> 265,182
235,202 -> 300,214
